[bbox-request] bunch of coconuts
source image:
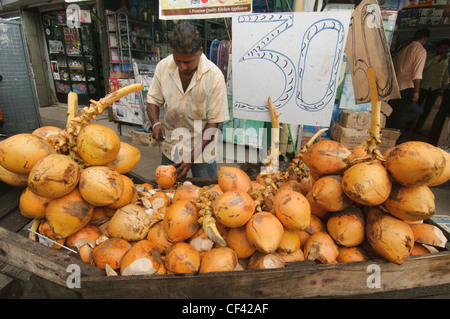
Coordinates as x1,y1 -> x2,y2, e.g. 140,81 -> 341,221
88,135 -> 450,277
1,84 -> 449,275
2,129 -> 450,276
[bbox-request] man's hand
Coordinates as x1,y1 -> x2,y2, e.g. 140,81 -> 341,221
152,124 -> 165,142
412,91 -> 420,102
173,160 -> 192,181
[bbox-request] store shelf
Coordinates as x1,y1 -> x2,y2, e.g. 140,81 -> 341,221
42,11 -> 102,104
117,12 -> 156,69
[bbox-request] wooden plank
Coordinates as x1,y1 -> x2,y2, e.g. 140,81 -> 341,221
0,226 -> 104,289
1,209 -> 33,233
79,252 -> 450,299
0,187 -> 23,220
0,271 -> 16,298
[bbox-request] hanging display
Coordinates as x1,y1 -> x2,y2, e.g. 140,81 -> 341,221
42,11 -> 102,104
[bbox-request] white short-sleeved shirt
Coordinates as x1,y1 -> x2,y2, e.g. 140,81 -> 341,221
394,41 -> 427,91
147,53 -> 229,163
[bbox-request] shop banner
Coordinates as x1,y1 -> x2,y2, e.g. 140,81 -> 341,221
159,0 -> 252,20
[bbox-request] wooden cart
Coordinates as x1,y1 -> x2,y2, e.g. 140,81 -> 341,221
1,172 -> 450,299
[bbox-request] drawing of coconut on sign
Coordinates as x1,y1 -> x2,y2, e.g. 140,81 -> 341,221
232,11 -> 352,127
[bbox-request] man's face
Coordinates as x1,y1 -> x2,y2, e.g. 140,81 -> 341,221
173,48 -> 203,77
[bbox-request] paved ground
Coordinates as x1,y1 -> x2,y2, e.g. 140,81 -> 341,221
38,103 -> 450,219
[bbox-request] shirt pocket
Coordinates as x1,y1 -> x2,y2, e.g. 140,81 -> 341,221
186,90 -> 207,121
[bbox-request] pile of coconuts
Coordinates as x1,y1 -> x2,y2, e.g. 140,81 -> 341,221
1,84 -> 449,275
2,126 -> 449,276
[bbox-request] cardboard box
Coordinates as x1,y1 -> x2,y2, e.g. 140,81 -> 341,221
379,128 -> 401,153
339,110 -> 386,130
331,122 -> 400,151
131,130 -> 151,146
331,122 -> 368,149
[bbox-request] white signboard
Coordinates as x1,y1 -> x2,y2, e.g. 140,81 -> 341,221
232,12 -> 352,126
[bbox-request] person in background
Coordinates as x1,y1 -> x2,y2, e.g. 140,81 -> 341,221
386,28 -> 430,144
414,38 -> 450,134
146,21 -> 229,180
429,82 -> 450,146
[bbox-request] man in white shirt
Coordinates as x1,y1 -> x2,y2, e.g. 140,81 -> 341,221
146,21 -> 229,180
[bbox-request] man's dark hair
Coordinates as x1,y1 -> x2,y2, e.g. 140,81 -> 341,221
168,21 -> 202,54
413,28 -> 430,41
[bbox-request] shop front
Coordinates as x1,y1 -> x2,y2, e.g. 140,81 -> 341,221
41,7 -> 103,105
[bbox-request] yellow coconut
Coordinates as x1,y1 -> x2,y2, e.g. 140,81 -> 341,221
107,203 -> 151,241
277,229 -> 301,254
0,164 -> 28,187
337,246 -> 370,263
342,161 -> 392,206
304,214 -> 326,235
246,212 -> 284,254
410,243 -> 432,256
164,242 -> 201,274
120,240 -> 163,276
66,224 -> 102,264
0,133 -> 55,174
410,223 -> 447,248
38,219 -> 66,249
273,189 -> 311,231
365,207 -> 414,264
305,191 -> 331,219
107,175 -> 138,209
203,184 -> 224,201
247,251 -> 285,270
218,166 -> 252,193
326,205 -> 365,247
302,140 -> 351,178
225,226 -> 256,259
383,141 -> 446,187
78,166 -> 124,206
163,199 -> 199,242
146,221 -> 173,255
155,165 -> 177,190
45,188 -> 94,239
273,248 -> 305,263
32,126 -> 63,141
172,184 -> 201,202
428,148 -> 450,186
199,247 -> 238,273
310,175 -> 353,212
28,154 -> 80,199
148,191 -> 171,211
188,228 -> 215,253
19,187 -> 52,219
303,232 -> 339,264
92,238 -> 132,270
278,179 -> 303,194
382,183 -> 435,221
106,142 -> 141,174
212,190 -> 255,228
76,124 -> 121,166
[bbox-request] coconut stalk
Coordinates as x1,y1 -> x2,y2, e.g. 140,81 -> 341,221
348,66 -> 385,164
194,188 -> 227,247
261,97 -> 280,175
49,84 -> 144,164
285,127 -> 328,180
